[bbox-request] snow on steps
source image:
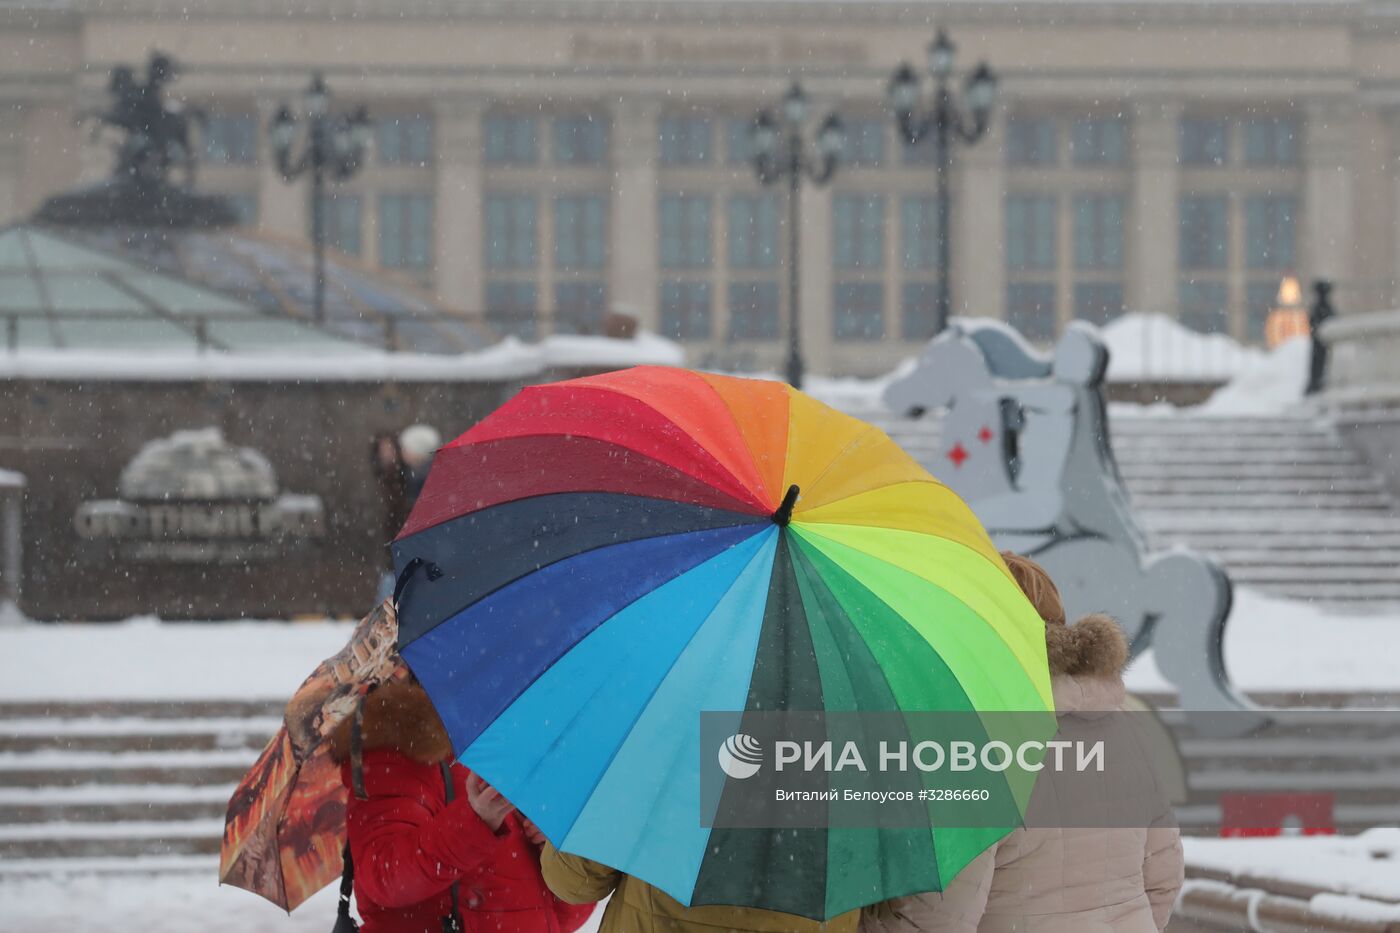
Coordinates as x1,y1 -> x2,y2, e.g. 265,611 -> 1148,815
0,701 -> 275,864
4,697 -> 1400,876
840,401 -> 1400,607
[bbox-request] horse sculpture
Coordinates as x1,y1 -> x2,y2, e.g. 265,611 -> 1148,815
886,320 -> 1263,731
82,52 -> 203,190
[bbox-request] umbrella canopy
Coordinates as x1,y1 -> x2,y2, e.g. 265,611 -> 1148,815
220,602 -> 406,910
392,367 -> 1053,920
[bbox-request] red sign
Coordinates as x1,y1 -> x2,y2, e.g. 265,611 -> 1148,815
1220,793 -> 1335,837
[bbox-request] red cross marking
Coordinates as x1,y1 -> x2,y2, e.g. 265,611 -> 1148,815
947,442 -> 969,468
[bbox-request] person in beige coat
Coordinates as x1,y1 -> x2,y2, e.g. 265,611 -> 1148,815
863,554 -> 1185,933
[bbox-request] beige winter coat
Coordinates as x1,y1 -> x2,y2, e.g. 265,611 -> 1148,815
862,615 -> 1185,933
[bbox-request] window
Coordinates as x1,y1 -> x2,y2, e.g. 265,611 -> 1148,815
728,282 -> 780,340
1179,280 -> 1229,333
902,282 -> 945,341
315,193 -> 362,256
1245,195 -> 1297,269
226,193 -> 258,226
1007,116 -> 1058,167
378,193 -> 433,269
1180,117 -> 1228,166
1073,194 -> 1125,270
844,119 -> 886,168
728,194 -> 779,269
553,195 -> 607,269
203,114 -> 257,164
901,133 -> 939,166
659,195 -> 712,269
726,117 -> 756,165
485,282 -> 538,340
1246,280 -> 1279,343
1074,282 -> 1124,325
377,114 -> 433,165
834,282 -> 885,341
484,194 -> 537,270
554,281 -> 607,335
659,116 -> 712,165
1071,117 -> 1128,166
660,281 -> 712,341
484,115 -> 537,165
833,195 -> 885,270
1006,195 -> 1057,271
901,195 -> 943,271
553,115 -> 608,165
1243,116 -> 1299,166
1179,196 -> 1228,270
1007,283 -> 1057,341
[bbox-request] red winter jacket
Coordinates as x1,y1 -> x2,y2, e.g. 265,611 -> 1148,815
344,749 -> 595,933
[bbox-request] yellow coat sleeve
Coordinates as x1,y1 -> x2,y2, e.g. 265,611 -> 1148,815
539,842 -> 623,905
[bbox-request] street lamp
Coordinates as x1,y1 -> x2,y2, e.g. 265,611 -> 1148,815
888,29 -> 998,336
269,74 -> 371,324
751,82 -> 845,389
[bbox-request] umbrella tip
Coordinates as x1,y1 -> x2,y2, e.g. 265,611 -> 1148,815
773,485 -> 800,527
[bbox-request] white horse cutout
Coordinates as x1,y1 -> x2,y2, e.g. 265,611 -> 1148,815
886,320 -> 1264,733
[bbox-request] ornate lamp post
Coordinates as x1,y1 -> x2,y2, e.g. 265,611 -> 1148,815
888,30 -> 998,336
751,83 -> 845,390
269,74 -> 371,324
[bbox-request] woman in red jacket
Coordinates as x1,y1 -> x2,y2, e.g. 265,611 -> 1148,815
331,680 -> 594,933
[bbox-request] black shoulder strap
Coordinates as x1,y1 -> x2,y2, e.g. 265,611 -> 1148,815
440,762 -> 464,933
332,842 -> 359,932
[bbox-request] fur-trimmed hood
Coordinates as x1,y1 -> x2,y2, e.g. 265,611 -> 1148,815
327,681 -> 454,766
1046,613 -> 1129,714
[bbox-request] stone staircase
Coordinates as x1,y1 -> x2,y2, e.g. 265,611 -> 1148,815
2,696 -> 1397,881
843,401 -> 1400,607
0,700 -> 276,876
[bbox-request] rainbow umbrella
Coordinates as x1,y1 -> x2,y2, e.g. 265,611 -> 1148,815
392,367 -> 1053,920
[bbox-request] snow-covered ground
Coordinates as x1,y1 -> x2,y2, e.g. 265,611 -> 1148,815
2,585 -> 1392,703
0,873 -> 607,933
1124,586 -> 1400,695
0,616 -> 354,700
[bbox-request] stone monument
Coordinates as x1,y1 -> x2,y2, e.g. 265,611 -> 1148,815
36,51 -> 236,228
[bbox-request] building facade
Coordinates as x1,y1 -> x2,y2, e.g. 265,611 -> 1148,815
2,0 -> 1397,375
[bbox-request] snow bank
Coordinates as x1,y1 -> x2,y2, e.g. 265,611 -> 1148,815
1102,313 -> 1262,382
1184,834 -> 1400,904
0,617 -> 354,700
1194,337 -> 1310,416
0,332 -> 684,383
0,866 -> 606,933
1125,586 -> 1400,694
803,358 -> 918,410
0,468 -> 24,489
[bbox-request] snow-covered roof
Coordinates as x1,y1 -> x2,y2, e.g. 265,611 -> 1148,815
0,331 -> 684,382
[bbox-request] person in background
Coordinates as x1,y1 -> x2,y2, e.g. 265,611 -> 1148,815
330,679 -> 594,933
861,553 -> 1184,933
398,423 -> 441,508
